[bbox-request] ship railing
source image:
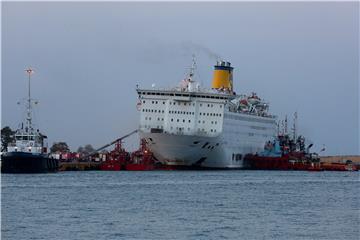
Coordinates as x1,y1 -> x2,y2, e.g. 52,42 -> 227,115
137,86 -> 229,95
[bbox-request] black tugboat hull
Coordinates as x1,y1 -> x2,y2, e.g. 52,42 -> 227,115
1,152 -> 58,173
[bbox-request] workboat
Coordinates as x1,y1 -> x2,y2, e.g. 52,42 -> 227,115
243,114 -> 323,171
1,68 -> 58,173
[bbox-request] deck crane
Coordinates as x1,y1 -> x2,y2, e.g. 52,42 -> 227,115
81,129 -> 138,160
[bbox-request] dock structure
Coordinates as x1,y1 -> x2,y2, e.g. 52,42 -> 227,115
320,155 -> 360,164
59,161 -> 101,171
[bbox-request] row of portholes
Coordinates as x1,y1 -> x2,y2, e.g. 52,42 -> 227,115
199,112 -> 222,117
169,111 -> 195,115
145,117 -> 164,121
142,109 -> 165,113
170,126 -> 191,131
169,102 -> 195,106
171,119 -> 191,123
144,125 -> 163,129
197,120 -> 218,125
143,100 -> 222,109
196,129 -> 216,134
143,100 -> 165,105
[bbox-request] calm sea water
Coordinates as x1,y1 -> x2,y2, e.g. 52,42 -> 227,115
2,171 -> 359,240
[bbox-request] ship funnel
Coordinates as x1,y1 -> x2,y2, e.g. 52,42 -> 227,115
211,61 -> 233,92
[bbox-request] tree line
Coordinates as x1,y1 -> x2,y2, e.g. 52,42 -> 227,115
1,126 -> 94,154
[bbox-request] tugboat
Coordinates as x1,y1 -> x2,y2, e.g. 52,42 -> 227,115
125,139 -> 155,171
244,113 -> 322,171
99,140 -> 130,171
1,68 -> 58,173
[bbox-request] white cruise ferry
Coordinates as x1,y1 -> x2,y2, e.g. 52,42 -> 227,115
136,58 -> 277,168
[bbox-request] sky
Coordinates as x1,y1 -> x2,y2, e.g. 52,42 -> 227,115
2,2 -> 359,155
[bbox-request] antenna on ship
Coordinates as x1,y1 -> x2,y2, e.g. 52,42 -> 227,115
189,54 -> 196,80
276,120 -> 280,136
25,67 -> 34,136
284,115 -> 288,135
292,112 -> 298,141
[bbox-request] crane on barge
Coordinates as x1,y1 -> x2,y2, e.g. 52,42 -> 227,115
81,129 -> 138,160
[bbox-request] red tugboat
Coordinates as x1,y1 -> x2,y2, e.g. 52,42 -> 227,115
244,113 -> 323,171
125,139 -> 155,171
79,130 -> 137,171
99,140 -> 130,171
244,134 -> 322,171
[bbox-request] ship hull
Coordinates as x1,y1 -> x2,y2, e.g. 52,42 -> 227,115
140,132 -> 246,169
1,152 -> 58,173
243,154 -> 323,171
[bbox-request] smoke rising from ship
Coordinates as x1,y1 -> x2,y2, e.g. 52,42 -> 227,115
181,41 -> 223,62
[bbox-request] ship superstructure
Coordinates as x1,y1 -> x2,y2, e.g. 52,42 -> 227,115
136,58 -> 277,168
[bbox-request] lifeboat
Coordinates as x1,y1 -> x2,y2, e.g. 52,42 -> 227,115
247,92 -> 261,105
239,99 -> 248,107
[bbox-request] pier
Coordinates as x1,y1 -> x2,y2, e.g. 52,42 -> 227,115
59,161 -> 101,171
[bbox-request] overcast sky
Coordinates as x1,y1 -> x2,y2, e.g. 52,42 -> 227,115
2,2 -> 359,155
